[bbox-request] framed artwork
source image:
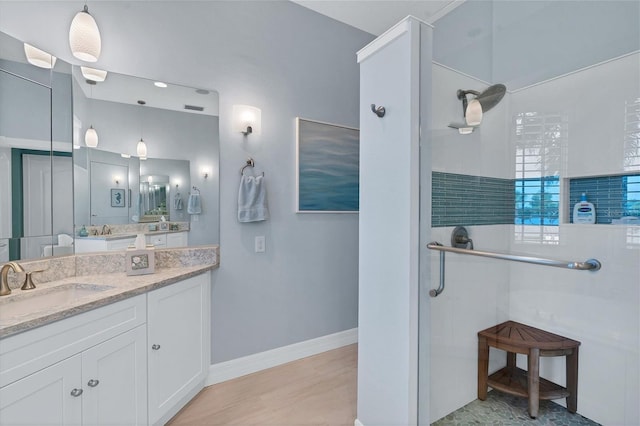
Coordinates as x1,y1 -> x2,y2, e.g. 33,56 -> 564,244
111,188 -> 125,207
296,117 -> 359,213
125,248 -> 155,276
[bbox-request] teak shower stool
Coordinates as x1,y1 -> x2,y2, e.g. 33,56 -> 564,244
477,320 -> 581,419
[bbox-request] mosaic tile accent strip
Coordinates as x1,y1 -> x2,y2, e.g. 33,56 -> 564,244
569,173 -> 640,224
432,172 -> 515,227
432,391 -> 600,426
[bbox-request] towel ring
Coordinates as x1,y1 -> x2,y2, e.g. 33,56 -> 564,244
240,158 -> 264,176
192,186 -> 200,194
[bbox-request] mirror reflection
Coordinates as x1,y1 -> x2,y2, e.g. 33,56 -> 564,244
0,30 -> 74,261
71,66 -> 220,252
0,28 -> 220,262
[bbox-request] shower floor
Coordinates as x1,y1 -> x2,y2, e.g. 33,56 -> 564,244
432,391 -> 601,425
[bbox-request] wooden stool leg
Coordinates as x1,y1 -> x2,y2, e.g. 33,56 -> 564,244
566,347 -> 579,413
478,336 -> 489,400
527,348 -> 540,418
506,351 -> 516,372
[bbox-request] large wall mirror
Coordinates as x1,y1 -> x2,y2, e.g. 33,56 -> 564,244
71,66 -> 220,253
0,31 -> 74,262
0,29 -> 220,262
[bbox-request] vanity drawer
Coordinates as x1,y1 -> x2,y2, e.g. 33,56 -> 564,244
0,294 -> 146,387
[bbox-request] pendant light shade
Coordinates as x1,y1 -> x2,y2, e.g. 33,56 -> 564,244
81,66 -> 107,82
137,139 -> 148,157
464,99 -> 483,126
69,5 -> 102,62
24,43 -> 57,69
85,125 -> 98,147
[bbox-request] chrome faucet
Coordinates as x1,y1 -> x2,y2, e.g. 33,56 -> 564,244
0,262 -> 25,296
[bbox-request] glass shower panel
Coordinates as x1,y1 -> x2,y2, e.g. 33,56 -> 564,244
423,2 -> 640,425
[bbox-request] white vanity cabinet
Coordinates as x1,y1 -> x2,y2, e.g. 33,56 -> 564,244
0,355 -> 82,425
147,273 -> 211,425
75,231 -> 188,252
0,271 -> 211,426
0,295 -> 148,426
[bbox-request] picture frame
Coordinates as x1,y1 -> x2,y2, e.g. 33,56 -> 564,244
111,188 -> 125,207
125,248 -> 155,276
295,117 -> 360,213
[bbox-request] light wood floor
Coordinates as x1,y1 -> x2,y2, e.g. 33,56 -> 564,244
167,344 -> 358,426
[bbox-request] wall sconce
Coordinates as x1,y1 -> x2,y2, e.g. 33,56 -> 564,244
233,105 -> 261,135
201,167 -> 211,179
114,176 -> 121,185
23,43 -> 57,69
448,84 -> 506,134
69,4 -> 102,62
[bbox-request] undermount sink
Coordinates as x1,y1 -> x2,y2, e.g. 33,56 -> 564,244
0,283 -> 114,321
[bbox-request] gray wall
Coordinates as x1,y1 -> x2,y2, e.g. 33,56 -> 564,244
0,1 -> 374,362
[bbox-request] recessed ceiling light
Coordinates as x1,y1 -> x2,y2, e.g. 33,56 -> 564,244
154,81 -> 167,88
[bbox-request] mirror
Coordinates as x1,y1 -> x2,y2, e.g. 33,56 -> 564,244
0,31 -> 74,261
0,28 -> 220,262
71,66 -> 219,249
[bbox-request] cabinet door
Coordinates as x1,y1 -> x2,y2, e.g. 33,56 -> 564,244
81,325 -> 148,426
166,231 -> 187,248
0,355 -> 82,425
147,274 -> 210,425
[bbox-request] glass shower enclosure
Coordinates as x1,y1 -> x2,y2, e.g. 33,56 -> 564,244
423,1 -> 639,424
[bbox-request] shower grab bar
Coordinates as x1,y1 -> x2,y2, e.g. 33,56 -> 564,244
426,243 -> 601,297
427,243 -> 601,271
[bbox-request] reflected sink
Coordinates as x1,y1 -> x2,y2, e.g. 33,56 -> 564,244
0,283 -> 114,321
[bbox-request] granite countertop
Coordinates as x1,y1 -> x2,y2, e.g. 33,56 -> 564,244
0,263 -> 217,339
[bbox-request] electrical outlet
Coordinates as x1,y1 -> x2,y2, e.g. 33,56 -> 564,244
255,236 -> 265,253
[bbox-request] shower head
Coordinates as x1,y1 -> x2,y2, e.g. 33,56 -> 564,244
450,84 -> 507,132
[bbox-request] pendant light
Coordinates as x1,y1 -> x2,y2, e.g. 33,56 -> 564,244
23,43 -> 57,69
137,100 -> 148,157
85,81 -> 99,147
69,4 -> 102,62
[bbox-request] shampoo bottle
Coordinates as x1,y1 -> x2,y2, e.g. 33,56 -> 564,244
573,193 -> 596,224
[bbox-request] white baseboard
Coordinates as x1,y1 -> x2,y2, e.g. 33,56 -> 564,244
354,419 -> 364,426
206,327 -> 358,386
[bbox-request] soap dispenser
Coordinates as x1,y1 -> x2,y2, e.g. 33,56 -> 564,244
573,193 -> 596,224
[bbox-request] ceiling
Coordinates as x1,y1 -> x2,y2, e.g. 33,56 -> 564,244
291,0 -> 463,35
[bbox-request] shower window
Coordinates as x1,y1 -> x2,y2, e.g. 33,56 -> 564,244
514,176 -> 559,225
624,98 -> 640,171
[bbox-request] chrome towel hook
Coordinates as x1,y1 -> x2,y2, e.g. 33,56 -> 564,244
371,104 -> 385,117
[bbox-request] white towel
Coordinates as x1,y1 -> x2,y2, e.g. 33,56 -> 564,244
187,193 -> 202,214
238,175 -> 269,222
58,233 -> 74,246
174,193 -> 183,210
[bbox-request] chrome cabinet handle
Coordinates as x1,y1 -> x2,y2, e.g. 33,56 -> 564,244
87,379 -> 100,387
152,344 -> 161,350
70,388 -> 83,397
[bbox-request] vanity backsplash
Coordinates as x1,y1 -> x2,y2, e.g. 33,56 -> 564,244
3,245 -> 218,291
78,221 -> 190,236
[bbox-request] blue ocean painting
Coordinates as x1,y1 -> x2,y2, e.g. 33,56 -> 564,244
298,119 -> 359,212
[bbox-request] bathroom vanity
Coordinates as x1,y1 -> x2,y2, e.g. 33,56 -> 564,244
0,246 -> 217,426
75,230 -> 189,252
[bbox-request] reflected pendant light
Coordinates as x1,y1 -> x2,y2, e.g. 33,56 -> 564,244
69,4 -> 102,62
137,138 -> 148,157
85,82 -> 99,147
136,100 -> 148,157
23,43 -> 57,69
85,126 -> 99,147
